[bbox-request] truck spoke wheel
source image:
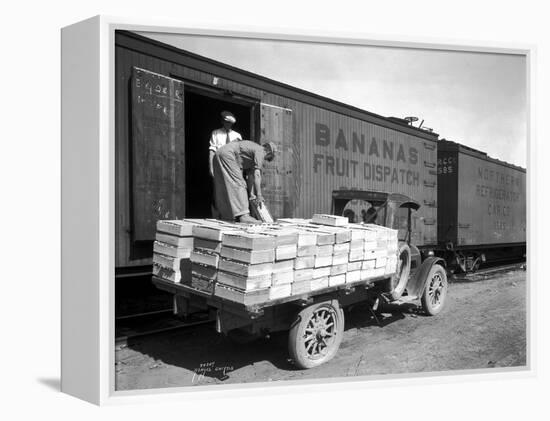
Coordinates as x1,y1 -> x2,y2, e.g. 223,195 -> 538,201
302,308 -> 337,359
427,274 -> 443,306
289,301 -> 344,369
421,265 -> 448,316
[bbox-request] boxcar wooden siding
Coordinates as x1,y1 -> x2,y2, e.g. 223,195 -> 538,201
457,153 -> 526,246
437,141 -> 526,247
116,36 -> 438,268
286,102 -> 438,247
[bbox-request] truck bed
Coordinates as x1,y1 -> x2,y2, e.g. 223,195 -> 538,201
152,274 -> 390,315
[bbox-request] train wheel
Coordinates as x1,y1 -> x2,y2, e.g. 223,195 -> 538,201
454,252 -> 467,273
421,265 -> 448,316
288,301 -> 344,369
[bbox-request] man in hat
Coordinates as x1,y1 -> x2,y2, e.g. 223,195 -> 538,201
209,111 -> 242,178
213,140 -> 277,223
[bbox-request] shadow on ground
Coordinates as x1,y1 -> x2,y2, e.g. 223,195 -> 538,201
120,301 -> 420,382
344,301 -> 423,330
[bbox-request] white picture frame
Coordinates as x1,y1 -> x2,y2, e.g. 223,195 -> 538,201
61,15 -> 535,406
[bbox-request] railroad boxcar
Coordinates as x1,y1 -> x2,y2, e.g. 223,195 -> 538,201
436,140 -> 526,272
115,30 -> 440,274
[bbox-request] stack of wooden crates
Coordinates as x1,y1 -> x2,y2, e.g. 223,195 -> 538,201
153,215 -> 399,306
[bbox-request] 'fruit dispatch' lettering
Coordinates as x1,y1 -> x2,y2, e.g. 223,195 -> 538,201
312,123 -> 421,186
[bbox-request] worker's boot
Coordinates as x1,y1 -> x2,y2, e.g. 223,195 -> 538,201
238,214 -> 261,224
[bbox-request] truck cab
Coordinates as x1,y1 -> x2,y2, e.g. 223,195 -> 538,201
332,189 -> 447,313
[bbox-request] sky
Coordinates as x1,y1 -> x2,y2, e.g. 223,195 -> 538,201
138,32 -> 527,168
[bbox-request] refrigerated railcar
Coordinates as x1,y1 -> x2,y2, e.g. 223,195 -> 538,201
436,140 -> 526,271
115,30 -> 440,275
115,30 -> 526,281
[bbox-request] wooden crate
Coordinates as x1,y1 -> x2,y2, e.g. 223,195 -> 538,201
190,250 -> 219,268
218,259 -> 273,277
217,271 -> 272,291
330,263 -> 348,276
272,270 -> 294,286
311,276 -> 329,291
311,214 -> 348,226
313,266 -> 331,279
194,238 -> 223,254
155,233 -> 194,248
295,256 -> 315,269
153,263 -> 181,283
329,274 -> 346,287
291,280 -> 312,295
214,284 -> 270,306
220,246 -> 274,264
222,232 -> 276,250
276,244 -> 297,260
153,241 -> 191,258
269,284 -> 292,300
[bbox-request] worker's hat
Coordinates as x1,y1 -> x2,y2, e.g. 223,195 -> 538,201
221,111 -> 236,124
265,141 -> 278,154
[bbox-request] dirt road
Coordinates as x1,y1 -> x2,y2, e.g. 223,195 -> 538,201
115,269 -> 527,391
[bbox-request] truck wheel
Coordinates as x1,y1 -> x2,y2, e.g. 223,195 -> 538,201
389,244 -> 411,300
288,301 -> 344,369
421,265 -> 448,316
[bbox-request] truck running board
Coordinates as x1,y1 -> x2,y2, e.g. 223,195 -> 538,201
380,293 -> 418,305
392,295 -> 418,305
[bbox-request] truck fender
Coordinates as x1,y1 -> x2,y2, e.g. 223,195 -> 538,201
388,244 -> 412,300
406,257 -> 446,298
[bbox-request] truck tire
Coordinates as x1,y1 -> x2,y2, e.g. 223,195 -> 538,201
389,244 -> 411,300
288,300 -> 344,369
420,264 -> 448,316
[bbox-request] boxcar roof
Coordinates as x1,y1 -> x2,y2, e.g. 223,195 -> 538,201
116,30 -> 440,141
439,139 -> 526,172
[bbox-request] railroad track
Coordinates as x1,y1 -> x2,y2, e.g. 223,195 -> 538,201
451,261 -> 526,282
116,308 -> 172,321
115,309 -> 213,346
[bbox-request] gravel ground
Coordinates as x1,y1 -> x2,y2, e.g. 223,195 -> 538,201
115,269 -> 527,391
